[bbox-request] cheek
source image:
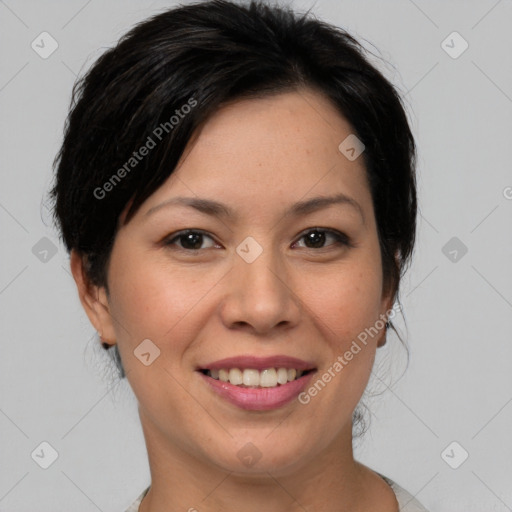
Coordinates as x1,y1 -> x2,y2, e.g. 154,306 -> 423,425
106,245 -> 227,352
296,269 -> 383,425
106,250 -> 218,415
302,262 -> 384,344
298,255 -> 385,402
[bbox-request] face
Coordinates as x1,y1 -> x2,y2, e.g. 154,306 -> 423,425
73,88 -> 393,477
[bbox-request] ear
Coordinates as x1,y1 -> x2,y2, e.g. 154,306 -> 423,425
376,283 -> 395,349
69,249 -> 116,346
377,250 -> 400,348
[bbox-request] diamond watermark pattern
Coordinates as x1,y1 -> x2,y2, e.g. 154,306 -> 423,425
442,236 -> 468,263
134,338 -> 161,366
338,134 -> 365,161
32,236 -> 58,263
441,31 -> 468,59
237,442 -> 262,467
441,441 -> 469,469
236,236 -> 263,264
31,441 -> 59,469
31,32 -> 59,59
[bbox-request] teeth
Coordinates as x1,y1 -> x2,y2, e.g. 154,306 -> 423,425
259,368 -> 277,387
206,367 -> 306,387
243,369 -> 260,386
277,368 -> 288,385
229,368 -> 243,385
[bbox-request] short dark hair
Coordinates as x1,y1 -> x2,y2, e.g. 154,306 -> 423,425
49,0 -> 417,409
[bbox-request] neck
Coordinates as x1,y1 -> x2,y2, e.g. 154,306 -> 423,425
137,411 -> 378,512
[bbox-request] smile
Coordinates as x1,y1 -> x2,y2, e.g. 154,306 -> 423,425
200,367 -> 313,388
196,355 -> 317,410
198,370 -> 316,410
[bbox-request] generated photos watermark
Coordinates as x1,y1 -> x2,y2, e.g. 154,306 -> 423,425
298,302 -> 401,404
93,97 -> 198,200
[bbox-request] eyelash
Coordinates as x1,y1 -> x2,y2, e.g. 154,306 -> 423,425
163,228 -> 352,253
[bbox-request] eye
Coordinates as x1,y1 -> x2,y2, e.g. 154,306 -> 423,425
163,227 -> 351,253
163,229 -> 219,251
292,228 -> 351,250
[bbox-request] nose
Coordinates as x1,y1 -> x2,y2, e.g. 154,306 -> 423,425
219,242 -> 302,336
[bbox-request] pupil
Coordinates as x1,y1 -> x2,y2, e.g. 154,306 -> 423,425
182,233 -> 202,250
305,230 -> 325,248
180,231 -> 326,250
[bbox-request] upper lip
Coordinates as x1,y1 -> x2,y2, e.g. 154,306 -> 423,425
197,355 -> 316,371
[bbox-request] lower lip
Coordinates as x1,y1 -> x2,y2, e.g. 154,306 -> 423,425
198,371 -> 316,411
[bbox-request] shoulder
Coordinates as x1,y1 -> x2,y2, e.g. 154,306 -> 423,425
125,486 -> 149,512
125,476 -> 430,512
377,473 -> 430,512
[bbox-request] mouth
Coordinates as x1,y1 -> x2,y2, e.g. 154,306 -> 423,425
197,366 -> 317,410
196,355 -> 317,410
198,367 -> 315,388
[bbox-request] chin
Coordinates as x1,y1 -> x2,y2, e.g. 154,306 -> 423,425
206,437 -> 312,477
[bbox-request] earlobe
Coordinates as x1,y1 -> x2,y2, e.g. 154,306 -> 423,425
376,322 -> 388,348
377,291 -> 394,349
69,250 -> 116,346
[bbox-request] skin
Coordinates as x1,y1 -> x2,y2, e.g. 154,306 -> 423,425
71,88 -> 399,511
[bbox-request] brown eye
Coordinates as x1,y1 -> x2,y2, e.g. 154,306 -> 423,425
293,228 -> 350,250
164,230 -> 217,251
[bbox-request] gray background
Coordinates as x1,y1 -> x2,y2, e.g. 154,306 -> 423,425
1,0 -> 511,511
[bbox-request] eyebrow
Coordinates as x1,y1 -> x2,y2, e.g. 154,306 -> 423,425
145,193 -> 365,223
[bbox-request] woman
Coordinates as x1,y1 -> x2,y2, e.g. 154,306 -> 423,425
49,1 -> 426,510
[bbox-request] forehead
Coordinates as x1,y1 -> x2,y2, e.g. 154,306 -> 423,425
183,88 -> 359,171
135,88 -> 373,223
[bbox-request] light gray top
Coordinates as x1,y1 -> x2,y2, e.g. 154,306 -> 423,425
125,474 -> 429,511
